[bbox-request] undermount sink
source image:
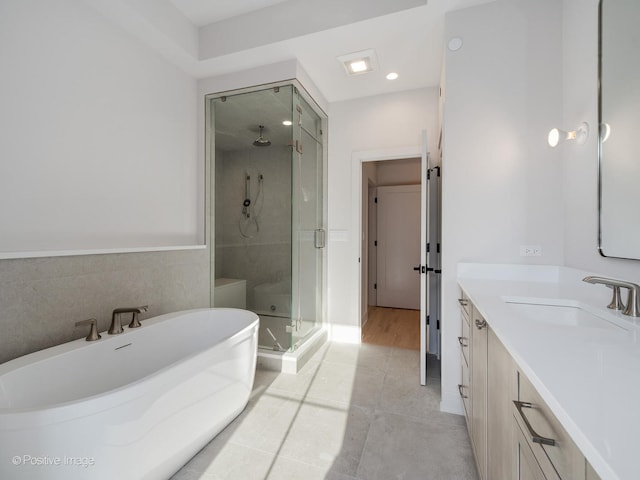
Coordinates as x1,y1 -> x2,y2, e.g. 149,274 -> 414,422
502,297 -> 629,331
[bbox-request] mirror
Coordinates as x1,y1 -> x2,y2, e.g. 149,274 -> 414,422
599,0 -> 640,259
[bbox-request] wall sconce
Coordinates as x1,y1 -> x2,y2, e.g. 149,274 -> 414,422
547,122 -> 589,147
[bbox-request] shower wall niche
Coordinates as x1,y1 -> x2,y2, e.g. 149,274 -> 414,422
209,83 -> 326,353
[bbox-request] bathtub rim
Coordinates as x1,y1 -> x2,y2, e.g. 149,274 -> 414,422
0,308 -> 258,423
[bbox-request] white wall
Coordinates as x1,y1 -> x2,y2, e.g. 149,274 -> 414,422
376,158 -> 421,186
562,0 -> 640,283
0,0 -> 200,254
0,0 -> 209,364
327,88 -> 439,341
441,0 -> 564,413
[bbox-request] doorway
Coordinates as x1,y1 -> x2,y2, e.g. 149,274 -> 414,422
361,158 -> 421,350
355,142 -> 442,384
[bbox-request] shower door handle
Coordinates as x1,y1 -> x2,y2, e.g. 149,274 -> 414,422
314,229 -> 326,249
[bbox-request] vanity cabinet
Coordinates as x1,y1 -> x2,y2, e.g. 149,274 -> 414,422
459,293 -> 514,480
458,293 -> 472,429
514,371 -> 585,480
470,306 -> 488,480
488,326 -> 517,479
459,290 -> 602,480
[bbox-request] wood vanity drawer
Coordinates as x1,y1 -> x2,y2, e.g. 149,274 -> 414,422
513,415 -> 558,480
459,290 -> 472,318
460,351 -> 471,424
460,310 -> 470,365
516,372 -> 585,480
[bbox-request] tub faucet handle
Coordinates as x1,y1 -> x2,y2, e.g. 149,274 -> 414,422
128,305 -> 149,329
75,318 -> 101,341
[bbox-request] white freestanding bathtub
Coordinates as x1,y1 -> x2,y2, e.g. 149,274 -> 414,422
0,308 -> 259,480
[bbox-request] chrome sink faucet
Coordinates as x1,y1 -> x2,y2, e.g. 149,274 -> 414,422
582,276 -> 640,317
109,305 -> 149,334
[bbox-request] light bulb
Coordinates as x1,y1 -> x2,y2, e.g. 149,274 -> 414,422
548,128 -> 562,147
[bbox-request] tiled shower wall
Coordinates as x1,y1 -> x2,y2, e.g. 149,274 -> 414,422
214,146 -> 291,310
0,248 -> 210,364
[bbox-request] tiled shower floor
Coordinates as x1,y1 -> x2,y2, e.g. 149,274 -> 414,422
170,343 -> 478,480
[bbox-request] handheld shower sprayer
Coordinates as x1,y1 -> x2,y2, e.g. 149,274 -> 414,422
239,172 -> 264,238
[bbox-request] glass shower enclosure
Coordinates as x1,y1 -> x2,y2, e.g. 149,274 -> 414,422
207,82 -> 326,353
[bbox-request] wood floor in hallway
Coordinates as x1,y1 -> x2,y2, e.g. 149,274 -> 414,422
361,306 -> 420,350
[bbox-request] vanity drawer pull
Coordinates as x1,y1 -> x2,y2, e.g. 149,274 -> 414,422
458,298 -> 468,306
475,318 -> 487,330
458,384 -> 468,399
513,400 -> 556,447
458,336 -> 468,347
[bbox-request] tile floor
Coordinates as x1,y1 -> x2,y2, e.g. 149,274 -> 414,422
171,342 -> 479,480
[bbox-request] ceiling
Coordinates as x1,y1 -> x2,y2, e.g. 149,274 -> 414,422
169,0 -> 289,27
150,0 -> 496,102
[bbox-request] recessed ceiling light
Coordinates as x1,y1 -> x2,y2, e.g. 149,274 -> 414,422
282,120 -> 292,126
337,49 -> 378,76
349,59 -> 370,74
386,72 -> 399,80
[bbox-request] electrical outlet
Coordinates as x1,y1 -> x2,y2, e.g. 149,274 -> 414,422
520,245 -> 543,257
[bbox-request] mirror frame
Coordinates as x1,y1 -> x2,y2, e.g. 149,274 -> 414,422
597,0 -> 640,261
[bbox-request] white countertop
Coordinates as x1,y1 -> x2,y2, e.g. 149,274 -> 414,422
457,263 -> 640,480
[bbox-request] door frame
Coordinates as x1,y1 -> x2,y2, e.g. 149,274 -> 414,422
352,145 -> 423,332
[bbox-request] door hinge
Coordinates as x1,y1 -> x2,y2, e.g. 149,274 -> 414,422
435,166 -> 441,177
437,243 -> 441,253
426,315 -> 430,325
374,240 -> 377,246
427,169 -> 431,180
374,283 -> 377,290
426,243 -> 430,252
374,197 -> 378,204
437,320 -> 440,330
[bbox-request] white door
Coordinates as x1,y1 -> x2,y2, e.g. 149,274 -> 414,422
376,185 -> 421,309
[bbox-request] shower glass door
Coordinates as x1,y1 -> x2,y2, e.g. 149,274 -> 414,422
291,89 -> 324,349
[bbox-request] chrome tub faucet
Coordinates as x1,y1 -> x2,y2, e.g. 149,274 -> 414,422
109,305 -> 149,334
583,276 -> 640,317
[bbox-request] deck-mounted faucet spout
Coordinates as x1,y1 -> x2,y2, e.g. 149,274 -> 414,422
109,305 -> 149,334
582,276 -> 640,317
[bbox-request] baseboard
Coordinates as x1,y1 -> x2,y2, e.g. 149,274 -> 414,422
440,389 -> 465,416
328,324 -> 362,344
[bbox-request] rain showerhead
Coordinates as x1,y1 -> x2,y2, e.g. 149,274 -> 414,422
253,125 -> 271,147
